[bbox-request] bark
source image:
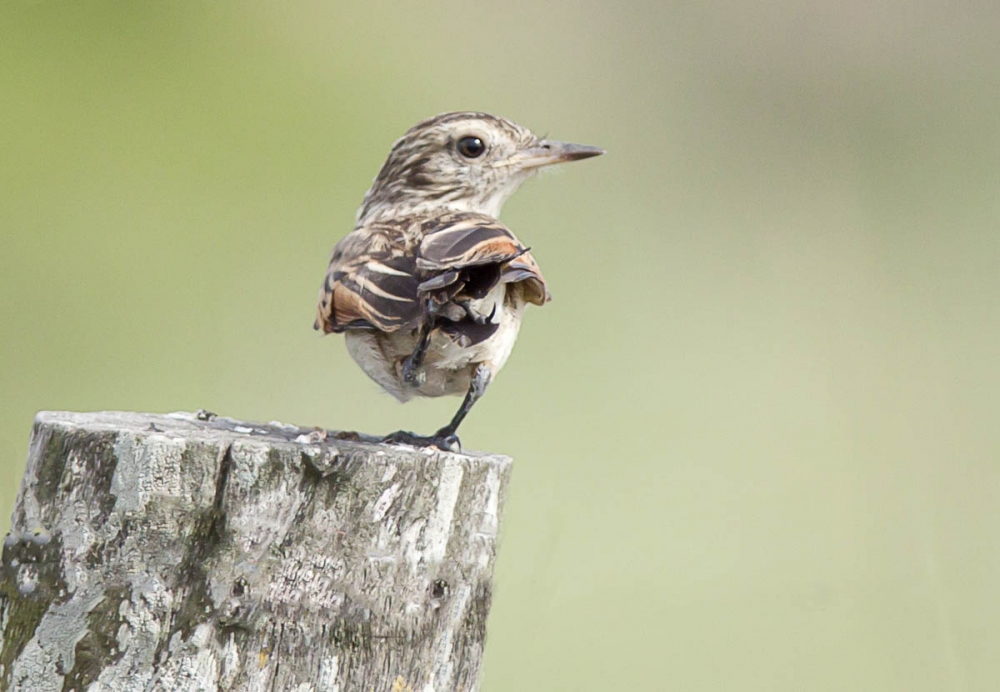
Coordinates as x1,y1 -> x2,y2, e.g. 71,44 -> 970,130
0,411 -> 512,691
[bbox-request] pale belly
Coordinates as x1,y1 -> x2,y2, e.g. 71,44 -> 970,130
344,284 -> 526,402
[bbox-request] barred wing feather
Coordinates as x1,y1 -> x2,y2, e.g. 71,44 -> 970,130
417,213 -> 549,306
315,213 -> 548,336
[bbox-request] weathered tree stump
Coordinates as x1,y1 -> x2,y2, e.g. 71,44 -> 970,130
0,411 -> 511,691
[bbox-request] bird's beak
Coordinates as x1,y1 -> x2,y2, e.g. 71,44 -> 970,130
511,140 -> 605,169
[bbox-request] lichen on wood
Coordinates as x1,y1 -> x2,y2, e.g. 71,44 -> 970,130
0,411 -> 511,691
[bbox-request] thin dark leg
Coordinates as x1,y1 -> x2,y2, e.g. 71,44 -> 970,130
401,322 -> 433,388
383,363 -> 492,452
435,363 -> 492,439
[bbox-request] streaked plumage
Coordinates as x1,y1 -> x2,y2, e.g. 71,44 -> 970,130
315,112 -> 602,448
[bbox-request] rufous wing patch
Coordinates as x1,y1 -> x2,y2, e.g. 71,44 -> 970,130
417,214 -> 527,271
315,226 -> 422,333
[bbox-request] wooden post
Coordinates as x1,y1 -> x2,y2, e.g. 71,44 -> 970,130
0,411 -> 511,691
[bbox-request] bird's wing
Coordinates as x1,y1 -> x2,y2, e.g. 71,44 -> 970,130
315,213 -> 549,336
416,212 -> 550,306
314,223 -> 422,334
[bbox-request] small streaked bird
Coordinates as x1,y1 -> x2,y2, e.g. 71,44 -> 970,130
315,112 -> 603,450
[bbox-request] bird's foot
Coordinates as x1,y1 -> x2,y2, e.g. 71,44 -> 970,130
382,430 -> 461,452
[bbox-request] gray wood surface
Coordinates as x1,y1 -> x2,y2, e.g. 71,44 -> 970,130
0,411 -> 512,691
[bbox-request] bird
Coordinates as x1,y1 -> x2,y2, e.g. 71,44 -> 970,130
314,112 -> 603,450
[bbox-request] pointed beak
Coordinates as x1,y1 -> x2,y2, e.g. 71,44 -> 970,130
512,140 -> 605,169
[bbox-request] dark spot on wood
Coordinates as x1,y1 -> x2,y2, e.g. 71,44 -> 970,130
0,531 -> 69,690
32,427 -> 69,509
33,428 -> 120,527
61,586 -> 129,691
431,579 -> 449,599
167,444 -> 234,648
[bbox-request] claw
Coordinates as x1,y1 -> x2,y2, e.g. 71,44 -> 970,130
460,300 -> 496,325
439,434 -> 461,452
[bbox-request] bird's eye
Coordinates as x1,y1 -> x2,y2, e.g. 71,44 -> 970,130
456,136 -> 486,159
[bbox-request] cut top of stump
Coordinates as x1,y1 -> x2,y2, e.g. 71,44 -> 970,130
34,409 -> 510,462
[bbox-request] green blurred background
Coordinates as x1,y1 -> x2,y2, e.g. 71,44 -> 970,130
2,1 -> 999,689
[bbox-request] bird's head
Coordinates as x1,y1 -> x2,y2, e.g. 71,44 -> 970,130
357,112 -> 603,221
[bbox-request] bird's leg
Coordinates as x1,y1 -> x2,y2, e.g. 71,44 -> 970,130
435,363 -> 493,442
381,363 -> 492,453
401,321 -> 433,388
